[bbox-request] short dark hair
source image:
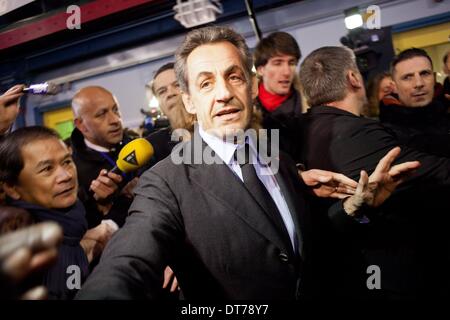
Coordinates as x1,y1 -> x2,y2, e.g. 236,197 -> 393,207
175,26 -> 253,93
391,48 -> 433,76
0,126 -> 60,185
149,62 -> 175,95
254,31 -> 301,69
299,46 -> 358,107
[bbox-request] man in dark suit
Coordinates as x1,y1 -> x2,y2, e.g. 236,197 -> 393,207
76,28 -> 417,300
298,46 -> 450,298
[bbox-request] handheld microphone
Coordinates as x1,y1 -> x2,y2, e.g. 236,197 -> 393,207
22,82 -> 60,95
111,138 -> 154,174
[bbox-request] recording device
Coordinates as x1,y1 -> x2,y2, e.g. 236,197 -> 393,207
22,82 -> 60,95
340,26 -> 395,81
110,138 -> 154,174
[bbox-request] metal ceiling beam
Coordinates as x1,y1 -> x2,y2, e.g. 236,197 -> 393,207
0,0 -> 158,50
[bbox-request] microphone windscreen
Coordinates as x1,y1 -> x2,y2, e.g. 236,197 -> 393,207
116,138 -> 154,173
23,82 -> 60,95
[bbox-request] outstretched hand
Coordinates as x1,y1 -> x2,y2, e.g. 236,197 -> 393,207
343,147 -> 420,216
300,169 -> 357,199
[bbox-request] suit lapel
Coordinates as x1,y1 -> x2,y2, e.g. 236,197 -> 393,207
185,137 -> 292,254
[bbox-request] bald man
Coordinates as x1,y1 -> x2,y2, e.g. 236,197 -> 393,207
70,86 -> 136,229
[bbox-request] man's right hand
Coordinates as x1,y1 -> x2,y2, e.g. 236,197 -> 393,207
299,169 -> 357,199
0,85 -> 24,135
162,266 -> 179,293
80,220 -> 117,263
90,169 -> 122,204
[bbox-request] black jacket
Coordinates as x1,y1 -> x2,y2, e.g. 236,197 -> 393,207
379,99 -> 450,157
70,128 -> 134,228
145,127 -> 178,167
298,105 -> 450,298
256,89 -> 303,160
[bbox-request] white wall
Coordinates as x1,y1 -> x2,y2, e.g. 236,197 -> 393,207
26,0 -> 450,128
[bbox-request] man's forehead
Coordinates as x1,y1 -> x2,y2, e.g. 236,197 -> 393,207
81,94 -> 117,113
154,69 -> 176,88
395,56 -> 432,73
21,139 -> 68,165
187,42 -> 244,73
268,53 -> 297,61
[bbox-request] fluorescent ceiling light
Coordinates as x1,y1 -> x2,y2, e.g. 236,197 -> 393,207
345,14 -> 363,30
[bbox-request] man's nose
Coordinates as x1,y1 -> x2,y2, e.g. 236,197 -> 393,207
167,84 -> 180,97
56,166 -> 73,183
281,62 -> 293,76
166,88 -> 178,101
107,111 -> 121,124
413,74 -> 425,88
215,77 -> 232,103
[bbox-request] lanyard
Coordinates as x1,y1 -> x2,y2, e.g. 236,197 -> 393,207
99,152 -> 131,180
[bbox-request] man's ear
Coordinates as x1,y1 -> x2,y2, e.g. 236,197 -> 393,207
2,183 -> 21,200
347,70 -> 363,89
74,118 -> 87,134
256,65 -> 265,78
392,81 -> 398,94
181,93 -> 196,115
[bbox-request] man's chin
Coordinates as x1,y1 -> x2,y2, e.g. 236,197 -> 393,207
211,124 -> 250,139
410,99 -> 432,108
275,87 -> 291,96
52,195 -> 77,210
108,135 -> 124,145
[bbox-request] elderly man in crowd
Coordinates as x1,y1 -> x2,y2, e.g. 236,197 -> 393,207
0,126 -> 116,299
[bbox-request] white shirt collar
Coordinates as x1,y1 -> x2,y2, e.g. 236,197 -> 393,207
198,125 -> 259,165
84,138 -> 110,153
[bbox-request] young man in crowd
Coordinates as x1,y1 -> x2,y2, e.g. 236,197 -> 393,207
254,31 -> 303,158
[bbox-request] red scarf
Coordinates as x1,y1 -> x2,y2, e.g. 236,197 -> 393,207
258,83 -> 292,112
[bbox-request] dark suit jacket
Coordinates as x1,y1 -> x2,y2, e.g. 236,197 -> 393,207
70,128 -> 133,228
76,135 -> 316,300
298,105 -> 450,298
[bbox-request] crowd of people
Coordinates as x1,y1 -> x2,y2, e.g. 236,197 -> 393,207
0,25 -> 450,300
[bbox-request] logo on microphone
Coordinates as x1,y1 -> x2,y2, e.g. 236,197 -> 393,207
123,151 -> 138,166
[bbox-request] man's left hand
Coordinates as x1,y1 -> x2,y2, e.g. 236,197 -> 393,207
343,147 -> 420,216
